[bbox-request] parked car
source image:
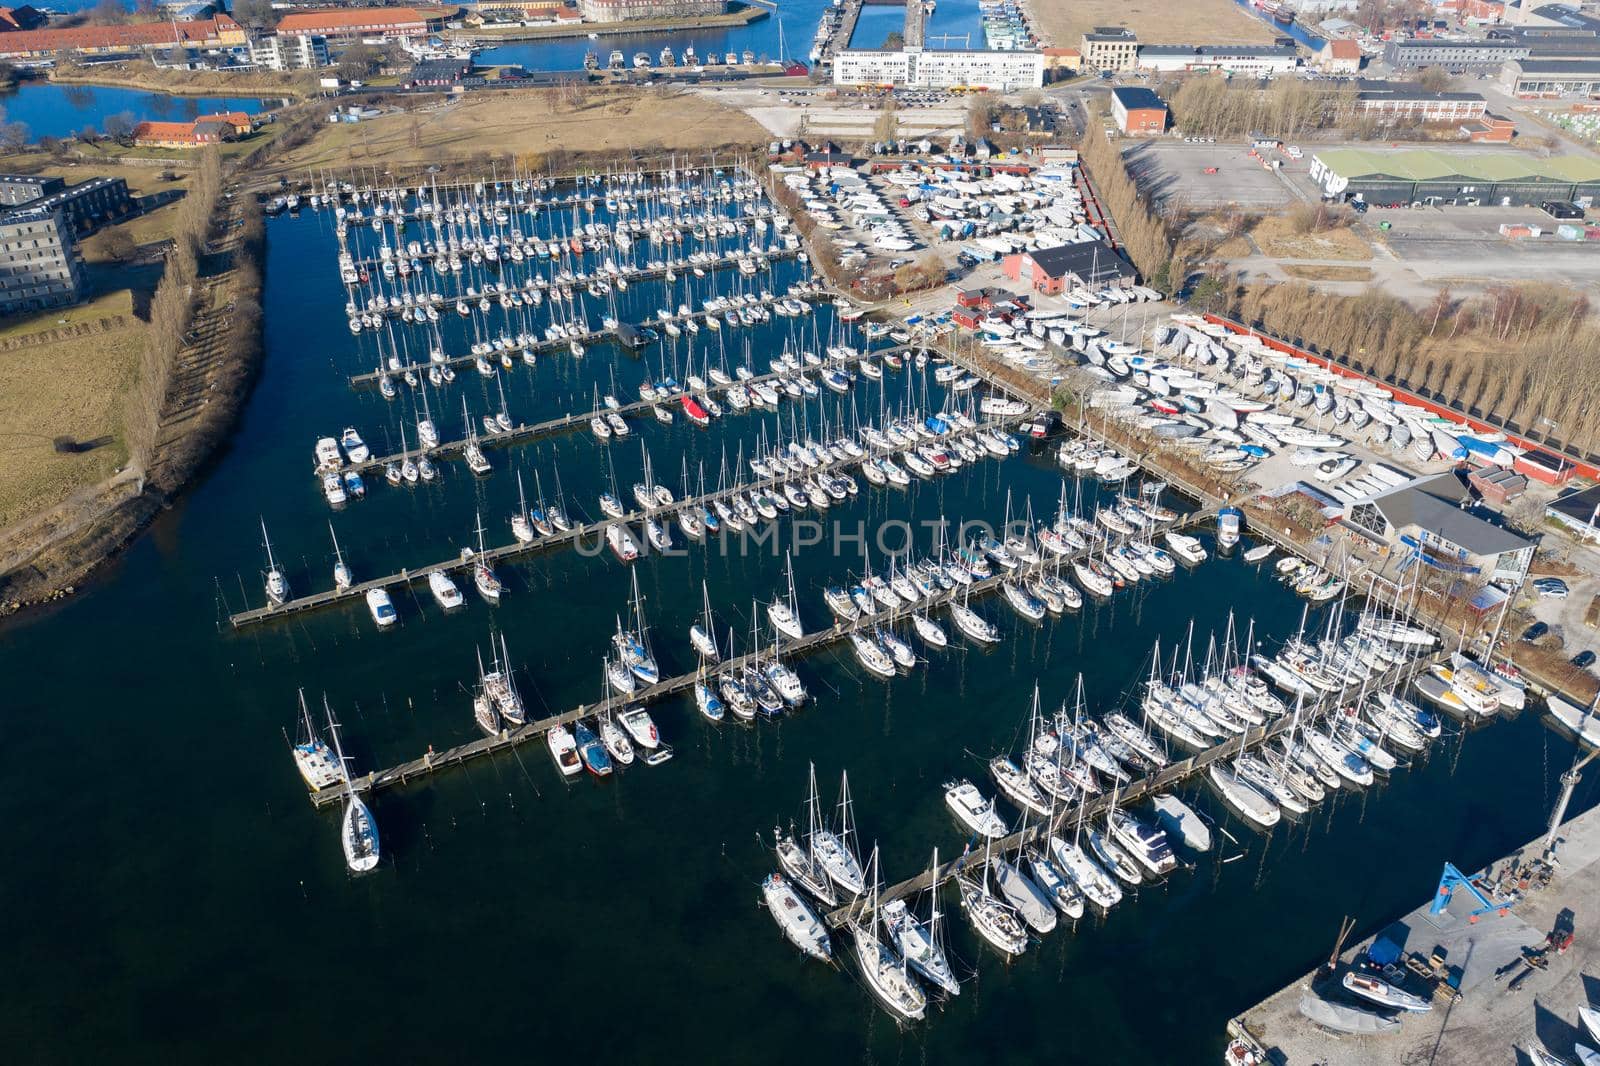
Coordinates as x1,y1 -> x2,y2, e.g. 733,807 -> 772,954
1572,650 -> 1595,669
1522,621 -> 1550,642
1534,577 -> 1570,598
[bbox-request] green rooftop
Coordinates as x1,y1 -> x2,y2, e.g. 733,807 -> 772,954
1314,148 -> 1600,184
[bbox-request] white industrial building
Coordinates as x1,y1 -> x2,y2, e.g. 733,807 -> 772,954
833,47 -> 1044,91
1134,44 -> 1300,77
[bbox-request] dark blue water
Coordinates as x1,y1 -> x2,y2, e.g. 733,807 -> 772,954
0,178 -> 1594,1064
1232,0 -> 1325,49
0,81 -> 273,142
481,0 -> 988,71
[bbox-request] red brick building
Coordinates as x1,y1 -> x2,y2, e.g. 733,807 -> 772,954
1002,241 -> 1137,295
1109,86 -> 1167,136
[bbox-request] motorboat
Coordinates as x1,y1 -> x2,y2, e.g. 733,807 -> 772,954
427,569 -> 464,609
365,587 -> 397,628
547,723 -> 581,777
1341,970 -> 1433,1013
1106,808 -> 1178,877
943,779 -> 1006,838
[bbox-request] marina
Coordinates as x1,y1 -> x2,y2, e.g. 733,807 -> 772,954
6,140 -> 1600,1065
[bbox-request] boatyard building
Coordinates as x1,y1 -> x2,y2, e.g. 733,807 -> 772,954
1001,241 -> 1137,294
832,47 -> 1045,91
1343,473 -> 1535,583
1499,58 -> 1600,96
0,207 -> 84,315
1307,148 -> 1600,207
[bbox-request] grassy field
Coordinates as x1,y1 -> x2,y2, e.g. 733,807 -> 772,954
48,62 -> 316,99
265,88 -> 767,175
1025,0 -> 1279,46
0,290 -> 140,530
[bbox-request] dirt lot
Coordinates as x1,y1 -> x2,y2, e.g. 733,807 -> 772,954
1024,0 -> 1278,46
1251,214 -> 1372,260
0,290 -> 140,530
268,88 -> 767,174
1281,263 -> 1374,281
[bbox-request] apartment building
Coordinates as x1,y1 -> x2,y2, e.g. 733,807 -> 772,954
249,33 -> 330,70
0,208 -> 84,315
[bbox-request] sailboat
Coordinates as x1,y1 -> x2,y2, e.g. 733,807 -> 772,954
466,510 -> 502,603
612,570 -> 660,686
811,769 -> 866,897
957,837 -> 1029,956
261,519 -> 288,606
689,580 -> 720,661
767,551 -> 805,641
762,873 -> 832,963
290,689 -> 342,791
326,697 -> 379,874
329,523 -> 352,591
851,847 -> 927,1022
881,848 -> 960,996
511,470 -> 536,543
775,767 -> 839,906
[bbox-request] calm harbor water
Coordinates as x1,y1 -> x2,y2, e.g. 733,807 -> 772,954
0,81 -> 273,142
1,196 -> 1595,1064
481,0 -> 989,72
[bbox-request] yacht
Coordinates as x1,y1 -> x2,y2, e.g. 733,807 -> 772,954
943,779 -> 1007,838
290,690 -> 343,792
427,569 -> 465,609
762,873 -> 832,962
1106,808 -> 1179,877
547,723 -> 582,777
956,869 -> 1028,956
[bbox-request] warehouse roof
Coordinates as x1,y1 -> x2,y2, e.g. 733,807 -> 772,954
1110,86 -> 1166,111
1313,147 -> 1600,184
1508,58 -> 1600,73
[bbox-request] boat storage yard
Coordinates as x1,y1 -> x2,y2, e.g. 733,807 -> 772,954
229,155 -> 1600,1056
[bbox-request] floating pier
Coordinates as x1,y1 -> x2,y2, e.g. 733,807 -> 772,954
824,644 -> 1454,928
302,506 -> 1214,809
237,407 -> 1027,630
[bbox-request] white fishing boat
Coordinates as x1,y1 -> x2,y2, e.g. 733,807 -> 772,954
763,873 -> 832,963
365,587 -> 397,628
427,569 -> 465,609
943,778 -> 1007,838
547,723 -> 581,777
339,426 -> 369,464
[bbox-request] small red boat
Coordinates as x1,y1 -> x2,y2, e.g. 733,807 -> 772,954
681,394 -> 710,427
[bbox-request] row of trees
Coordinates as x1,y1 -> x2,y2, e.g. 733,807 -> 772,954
1216,280 -> 1600,455
1078,125 -> 1186,293
123,146 -> 223,479
1158,74 -> 1446,142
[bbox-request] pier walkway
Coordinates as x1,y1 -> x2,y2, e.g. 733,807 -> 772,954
303,507 -> 1213,809
346,278 -> 814,388
329,360 -> 829,483
236,409 -> 1026,630
824,643 -> 1453,927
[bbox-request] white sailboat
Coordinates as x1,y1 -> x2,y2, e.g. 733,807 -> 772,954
689,580 -> 720,661
851,847 -> 927,1022
881,849 -> 960,997
326,697 -> 379,874
329,523 -> 352,591
290,688 -> 342,792
261,519 -> 288,606
762,873 -> 832,963
811,769 -> 866,897
767,551 -> 805,641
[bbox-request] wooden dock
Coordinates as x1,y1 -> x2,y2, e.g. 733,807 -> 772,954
236,407 -> 1021,630
346,280 -> 815,388
822,644 -> 1454,927
303,506 -> 1213,809
331,359 -> 823,480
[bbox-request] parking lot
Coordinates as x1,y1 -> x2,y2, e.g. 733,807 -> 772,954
1123,140 -> 1304,211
